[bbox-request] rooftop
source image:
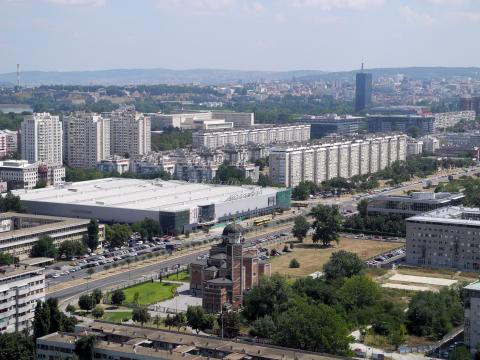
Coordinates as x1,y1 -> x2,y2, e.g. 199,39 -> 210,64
0,265 -> 44,280
371,192 -> 464,203
12,178 -> 280,213
407,206 -> 480,226
464,281 -> 480,292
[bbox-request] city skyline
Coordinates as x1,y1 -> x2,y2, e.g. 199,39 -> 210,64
1,0 -> 480,74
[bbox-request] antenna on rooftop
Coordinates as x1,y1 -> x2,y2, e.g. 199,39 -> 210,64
361,60 -> 364,72
16,64 -> 20,87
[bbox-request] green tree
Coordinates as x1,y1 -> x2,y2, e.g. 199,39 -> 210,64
0,252 -> 15,265
31,235 -> 58,259
339,276 -> 382,311
310,205 -> 343,246
91,307 -> 104,319
186,306 -> 211,334
111,290 -> 126,306
289,258 -> 300,268
0,332 -> 34,360
78,294 -> 94,311
249,316 -> 276,338
357,199 -> 369,218
222,311 -> 240,338
66,304 -> 76,314
132,218 -> 162,240
292,215 -> 309,242
165,314 -> 175,330
132,306 -> 151,326
108,224 -> 132,248
33,301 -> 50,340
92,289 -> 103,305
273,303 -> 352,356
74,335 -> 98,360
58,240 -> 86,259
323,250 -> 364,282
448,346 -> 472,360
389,324 -> 407,350
153,315 -> 162,329
172,312 -> 187,331
0,192 -> 24,212
243,274 -> 289,320
292,182 -> 310,200
86,219 -> 100,251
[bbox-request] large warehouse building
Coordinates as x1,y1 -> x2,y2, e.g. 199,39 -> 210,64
13,178 -> 291,234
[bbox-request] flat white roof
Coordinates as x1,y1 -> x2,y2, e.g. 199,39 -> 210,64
13,178 -> 280,213
407,206 -> 480,226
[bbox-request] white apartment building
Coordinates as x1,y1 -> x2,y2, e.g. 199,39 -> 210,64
421,135 -> 440,154
21,113 -> 63,167
433,111 -> 476,132
0,130 -> 19,155
108,106 -> 151,157
269,134 -> 407,187
211,111 -> 255,127
192,125 -> 311,149
150,111 -> 254,130
63,112 -> 110,168
0,266 -> 45,333
0,160 -> 38,189
407,138 -> 423,156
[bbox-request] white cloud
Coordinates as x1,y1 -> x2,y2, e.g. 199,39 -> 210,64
429,0 -> 467,5
456,11 -> 480,22
156,0 -> 236,11
46,0 -> 105,5
400,5 -> 435,25
252,2 -> 265,13
289,0 -> 384,10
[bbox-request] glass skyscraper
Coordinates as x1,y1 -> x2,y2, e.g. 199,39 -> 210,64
355,71 -> 372,112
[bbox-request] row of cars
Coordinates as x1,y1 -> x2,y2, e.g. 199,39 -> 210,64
47,234 -> 190,278
365,247 -> 406,267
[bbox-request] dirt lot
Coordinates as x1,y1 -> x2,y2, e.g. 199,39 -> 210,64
269,237 -> 402,277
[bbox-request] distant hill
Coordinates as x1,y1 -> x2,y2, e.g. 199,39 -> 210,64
0,68 -> 327,86
0,67 -> 479,86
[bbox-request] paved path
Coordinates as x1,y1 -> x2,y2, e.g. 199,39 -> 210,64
148,281 -> 201,317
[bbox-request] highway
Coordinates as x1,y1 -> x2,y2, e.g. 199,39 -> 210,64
47,227 -> 292,303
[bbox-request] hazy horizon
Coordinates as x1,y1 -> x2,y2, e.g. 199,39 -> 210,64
1,0 -> 480,74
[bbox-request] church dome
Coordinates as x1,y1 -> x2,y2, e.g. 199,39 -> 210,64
222,223 -> 245,237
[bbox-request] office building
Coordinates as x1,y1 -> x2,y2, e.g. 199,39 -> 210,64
0,212 -> 100,260
464,281 -> 480,354
433,111 -> 476,132
108,105 -> 151,157
150,111 -> 254,130
460,96 -> 480,116
367,114 -> 435,135
300,114 -> 365,138
21,112 -> 63,167
406,206 -> 480,270
14,178 -> 291,234
192,125 -> 310,149
367,192 -> 465,218
0,130 -> 19,155
190,224 -> 270,312
407,138 -> 424,156
96,156 -> 130,174
0,160 -> 65,190
0,265 -> 45,333
63,112 -> 110,169
269,134 -> 406,187
421,135 -> 440,154
355,68 -> 372,112
369,106 -> 428,115
36,321 -> 339,360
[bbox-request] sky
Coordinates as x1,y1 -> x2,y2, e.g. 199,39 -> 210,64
0,0 -> 479,73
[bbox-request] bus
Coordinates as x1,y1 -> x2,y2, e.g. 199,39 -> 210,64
253,215 -> 272,226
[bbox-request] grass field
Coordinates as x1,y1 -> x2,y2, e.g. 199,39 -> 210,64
270,237 -> 402,277
122,281 -> 180,306
102,311 -> 132,323
164,270 -> 189,282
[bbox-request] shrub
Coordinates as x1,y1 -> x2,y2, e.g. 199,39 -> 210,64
289,258 -> 300,268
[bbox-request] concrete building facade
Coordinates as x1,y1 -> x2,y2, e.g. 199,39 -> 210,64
21,113 -> 63,167
406,206 -> 480,270
63,111 -> 110,168
0,266 -> 45,333
269,134 -> 407,187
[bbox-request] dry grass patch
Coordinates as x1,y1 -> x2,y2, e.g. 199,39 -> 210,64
270,237 -> 401,277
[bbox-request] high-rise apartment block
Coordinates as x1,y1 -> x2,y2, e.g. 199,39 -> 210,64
192,125 -> 310,149
21,113 -> 63,167
0,130 -> 19,155
464,281 -> 480,354
355,70 -> 372,112
0,266 -> 45,333
460,96 -> 480,116
63,112 -> 110,168
107,105 -> 151,157
406,206 -> 480,271
269,134 -> 406,187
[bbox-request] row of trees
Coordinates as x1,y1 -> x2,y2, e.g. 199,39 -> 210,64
241,251 -> 465,355
65,167 -> 171,183
291,156 -> 474,200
